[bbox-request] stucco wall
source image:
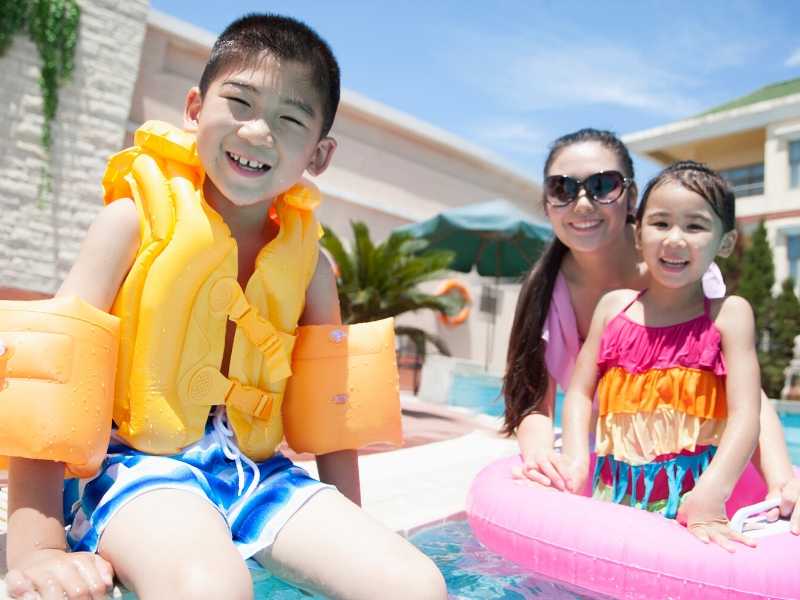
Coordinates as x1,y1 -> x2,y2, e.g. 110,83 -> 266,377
0,0 -> 149,295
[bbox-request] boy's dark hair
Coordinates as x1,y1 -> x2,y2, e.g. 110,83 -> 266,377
636,161 -> 736,232
502,128 -> 636,435
199,14 -> 341,137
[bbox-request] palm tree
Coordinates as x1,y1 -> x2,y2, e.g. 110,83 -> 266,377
321,221 -> 466,357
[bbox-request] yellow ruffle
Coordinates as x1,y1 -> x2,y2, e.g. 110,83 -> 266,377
597,366 -> 726,420
595,406 -> 725,465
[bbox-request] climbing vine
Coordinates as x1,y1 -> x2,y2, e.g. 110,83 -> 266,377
0,0 -> 80,201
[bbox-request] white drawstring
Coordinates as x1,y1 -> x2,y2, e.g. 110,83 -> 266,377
212,406 -> 260,503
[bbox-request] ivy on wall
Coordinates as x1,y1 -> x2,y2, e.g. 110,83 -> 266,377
0,0 -> 80,201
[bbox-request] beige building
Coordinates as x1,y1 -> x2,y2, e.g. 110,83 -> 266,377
624,78 -> 800,292
1,5 -> 544,373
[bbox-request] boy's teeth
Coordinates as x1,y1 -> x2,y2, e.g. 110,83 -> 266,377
229,152 -> 266,170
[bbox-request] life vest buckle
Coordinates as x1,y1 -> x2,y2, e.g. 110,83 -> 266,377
226,380 -> 279,420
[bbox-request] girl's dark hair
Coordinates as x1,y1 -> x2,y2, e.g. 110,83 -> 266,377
636,161 -> 735,232
502,128 -> 635,435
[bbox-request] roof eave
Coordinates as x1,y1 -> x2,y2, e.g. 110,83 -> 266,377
622,93 -> 800,157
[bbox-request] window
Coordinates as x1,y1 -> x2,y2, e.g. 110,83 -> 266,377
719,163 -> 764,197
788,234 -> 800,284
790,140 -> 800,188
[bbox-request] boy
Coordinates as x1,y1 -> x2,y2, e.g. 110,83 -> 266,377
5,14 -> 446,600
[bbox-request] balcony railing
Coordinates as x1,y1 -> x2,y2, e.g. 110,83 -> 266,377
731,181 -> 764,197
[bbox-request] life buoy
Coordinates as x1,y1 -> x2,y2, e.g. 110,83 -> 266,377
435,279 -> 472,326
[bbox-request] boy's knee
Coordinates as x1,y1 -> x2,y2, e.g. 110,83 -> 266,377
389,553 -> 447,600
167,560 -> 253,600
409,556 -> 448,600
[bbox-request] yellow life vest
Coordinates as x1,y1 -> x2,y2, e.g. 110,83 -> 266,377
104,121 -> 320,460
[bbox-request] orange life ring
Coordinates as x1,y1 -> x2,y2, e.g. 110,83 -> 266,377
435,279 -> 472,326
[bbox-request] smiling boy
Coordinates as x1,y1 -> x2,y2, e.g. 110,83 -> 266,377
5,14 -> 446,600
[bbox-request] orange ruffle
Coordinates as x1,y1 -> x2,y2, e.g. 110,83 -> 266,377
598,366 -> 726,420
595,407 -> 725,464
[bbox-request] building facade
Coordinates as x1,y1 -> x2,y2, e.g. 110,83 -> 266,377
623,78 -> 800,292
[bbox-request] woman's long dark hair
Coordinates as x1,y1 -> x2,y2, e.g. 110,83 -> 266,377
502,128 -> 635,435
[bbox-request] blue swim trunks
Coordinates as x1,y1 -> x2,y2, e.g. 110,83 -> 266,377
65,415 -> 331,559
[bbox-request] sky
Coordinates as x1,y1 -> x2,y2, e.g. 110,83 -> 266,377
152,0 -> 800,186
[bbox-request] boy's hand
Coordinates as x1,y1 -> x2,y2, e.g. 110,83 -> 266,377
677,488 -> 757,553
5,548 -> 113,600
765,478 -> 800,535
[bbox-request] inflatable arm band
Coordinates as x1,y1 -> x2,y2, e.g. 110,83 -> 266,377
0,296 -> 119,478
283,318 -> 402,455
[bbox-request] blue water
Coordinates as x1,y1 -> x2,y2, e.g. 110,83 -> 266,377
780,411 -> 800,465
192,521 -> 609,600
447,372 -> 564,426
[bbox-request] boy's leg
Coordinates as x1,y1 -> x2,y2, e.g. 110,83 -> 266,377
256,489 -> 447,600
98,489 -> 252,600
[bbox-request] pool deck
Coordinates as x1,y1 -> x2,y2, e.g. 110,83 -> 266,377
0,392 -> 519,598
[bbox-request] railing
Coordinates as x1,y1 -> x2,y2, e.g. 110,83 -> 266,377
731,181 -> 764,197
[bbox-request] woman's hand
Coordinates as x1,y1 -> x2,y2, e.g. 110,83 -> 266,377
512,449 -> 587,493
677,488 -> 756,553
766,477 -> 800,535
5,548 -> 114,600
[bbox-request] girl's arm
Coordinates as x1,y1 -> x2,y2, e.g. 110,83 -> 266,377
560,292 -> 618,493
300,252 -> 361,506
678,295 -> 761,551
6,199 -> 139,596
751,394 -> 800,532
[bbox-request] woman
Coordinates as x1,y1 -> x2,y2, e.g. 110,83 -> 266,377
503,128 -> 800,529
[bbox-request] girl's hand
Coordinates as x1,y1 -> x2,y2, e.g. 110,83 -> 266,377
766,478 -> 800,535
677,489 -> 757,553
5,548 -> 114,600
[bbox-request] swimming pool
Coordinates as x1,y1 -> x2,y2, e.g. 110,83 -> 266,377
448,372 -> 800,464
179,520 -> 610,600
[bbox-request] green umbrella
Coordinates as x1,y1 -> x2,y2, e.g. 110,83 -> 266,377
395,199 -> 552,370
395,199 -> 552,277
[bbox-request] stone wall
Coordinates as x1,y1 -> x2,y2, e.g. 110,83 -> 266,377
0,0 -> 149,294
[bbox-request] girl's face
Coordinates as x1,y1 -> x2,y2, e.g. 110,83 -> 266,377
637,182 -> 736,289
545,141 -> 634,254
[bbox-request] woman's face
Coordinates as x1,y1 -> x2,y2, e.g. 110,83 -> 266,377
544,141 -> 634,254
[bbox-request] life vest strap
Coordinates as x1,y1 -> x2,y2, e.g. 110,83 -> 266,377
187,365 -> 279,420
209,278 -> 293,383
225,380 -> 280,420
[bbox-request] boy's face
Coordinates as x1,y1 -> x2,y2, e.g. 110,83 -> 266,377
184,54 -> 336,207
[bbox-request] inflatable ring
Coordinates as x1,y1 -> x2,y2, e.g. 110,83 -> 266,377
468,454 -> 800,599
434,279 -> 472,326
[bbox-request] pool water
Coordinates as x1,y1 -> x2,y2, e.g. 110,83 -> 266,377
447,372 -> 563,425
411,520 -> 609,600
780,411 -> 800,465
184,520 -> 609,600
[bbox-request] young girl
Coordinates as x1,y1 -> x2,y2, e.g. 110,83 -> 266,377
504,129 -> 800,534
559,161 -> 761,551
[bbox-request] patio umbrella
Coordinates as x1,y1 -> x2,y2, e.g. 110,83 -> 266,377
395,199 -> 552,369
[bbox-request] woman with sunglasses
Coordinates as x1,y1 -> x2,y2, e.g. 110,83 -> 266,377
503,128 -> 800,526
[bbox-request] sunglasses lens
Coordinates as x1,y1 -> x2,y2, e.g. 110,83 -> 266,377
546,176 -> 577,205
587,172 -> 624,202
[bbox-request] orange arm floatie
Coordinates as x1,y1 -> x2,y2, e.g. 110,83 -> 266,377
282,318 -> 402,455
0,296 -> 119,478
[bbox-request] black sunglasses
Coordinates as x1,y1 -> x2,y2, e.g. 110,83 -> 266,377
545,170 -> 632,207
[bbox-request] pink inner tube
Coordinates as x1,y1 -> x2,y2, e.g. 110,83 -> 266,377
467,455 -> 800,599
